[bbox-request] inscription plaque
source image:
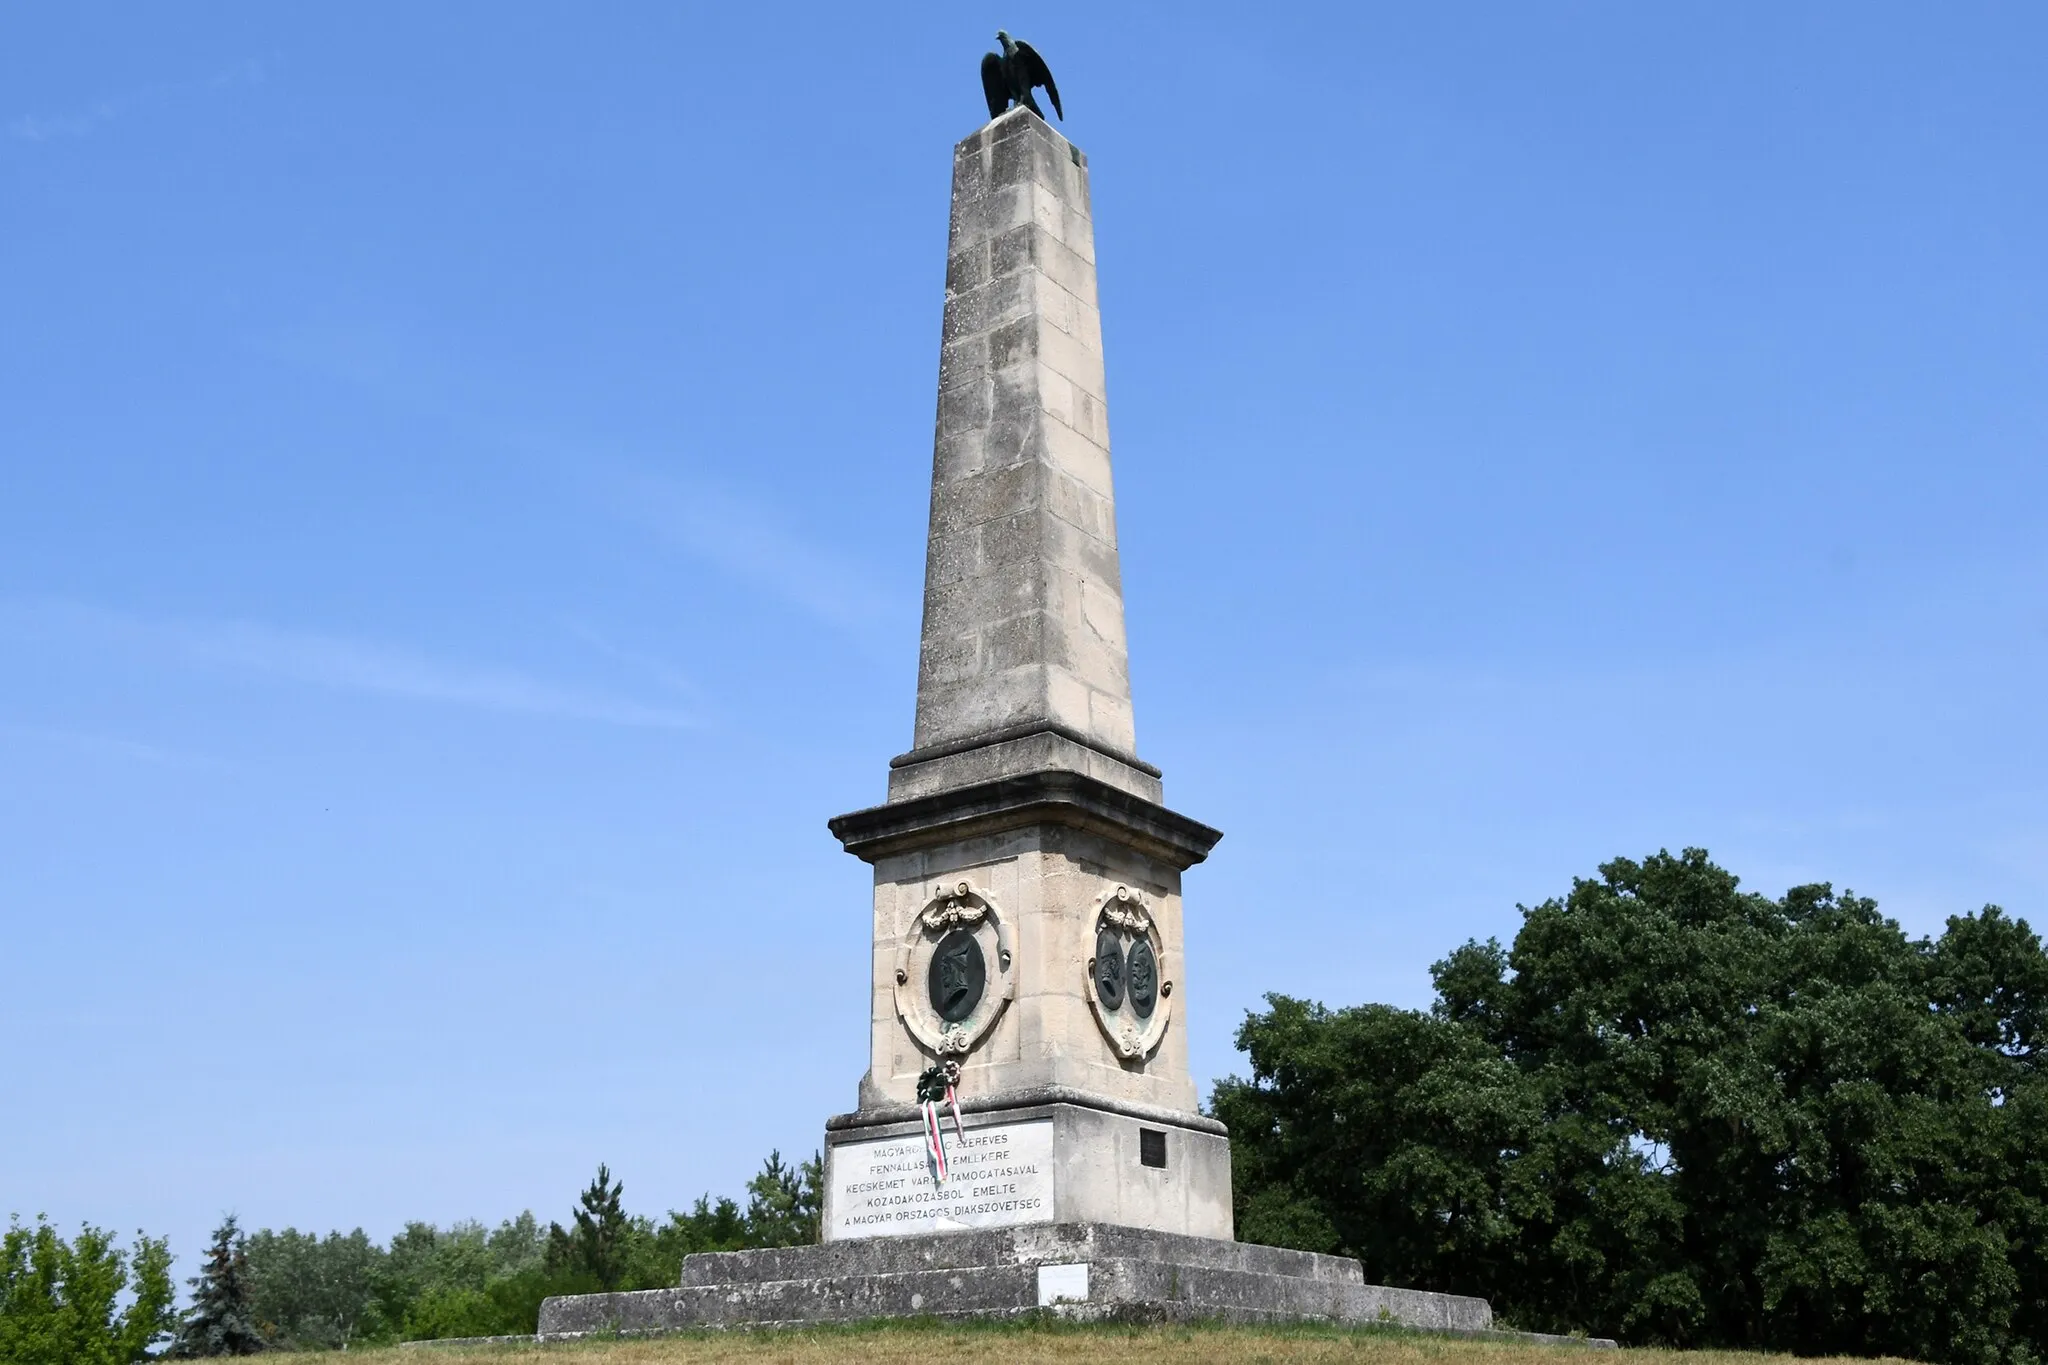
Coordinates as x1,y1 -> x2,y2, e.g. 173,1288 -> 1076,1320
826,1118 -> 1054,1239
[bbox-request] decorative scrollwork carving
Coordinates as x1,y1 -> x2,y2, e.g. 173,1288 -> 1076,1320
1099,884 -> 1153,936
920,880 -> 991,931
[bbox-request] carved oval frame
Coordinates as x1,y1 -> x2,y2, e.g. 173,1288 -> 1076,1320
894,880 -> 1017,1060
1082,884 -> 1173,1061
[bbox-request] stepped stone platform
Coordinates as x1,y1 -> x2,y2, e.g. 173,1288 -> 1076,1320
533,1222 -> 1571,1339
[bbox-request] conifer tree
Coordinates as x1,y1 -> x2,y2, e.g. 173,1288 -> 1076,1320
169,1215 -> 264,1357
743,1150 -> 824,1247
545,1164 -> 630,1290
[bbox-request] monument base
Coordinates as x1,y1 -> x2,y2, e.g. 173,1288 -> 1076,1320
535,1222 -> 1508,1337
822,1096 -> 1232,1242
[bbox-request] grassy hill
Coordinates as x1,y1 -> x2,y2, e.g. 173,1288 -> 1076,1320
290,1319 -> 1910,1365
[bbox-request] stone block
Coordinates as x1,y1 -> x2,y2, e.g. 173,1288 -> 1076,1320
980,611 -> 1045,675
1040,416 -> 1114,491
979,184 -> 1035,238
1035,319 -> 1107,402
975,507 -> 1043,573
986,313 -> 1039,371
1045,515 -> 1123,593
920,519 -> 982,587
945,244 -> 989,297
1029,182 -> 1067,244
950,139 -> 990,203
936,378 -> 992,437
949,461 -> 1043,530
1042,666 -> 1096,738
936,335 -> 988,396
989,125 -> 1066,195
1046,467 -> 1116,544
914,626 -> 980,689
1085,692 -> 1139,772
989,223 -> 1098,306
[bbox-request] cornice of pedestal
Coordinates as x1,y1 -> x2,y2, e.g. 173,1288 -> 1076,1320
828,767 -> 1222,871
823,1084 -> 1230,1139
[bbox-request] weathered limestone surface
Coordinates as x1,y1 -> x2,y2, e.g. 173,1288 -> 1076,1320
895,106 -> 1153,804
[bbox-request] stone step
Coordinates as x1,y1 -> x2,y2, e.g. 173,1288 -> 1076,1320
679,1222 -> 1364,1288
1097,1259 -> 1489,1332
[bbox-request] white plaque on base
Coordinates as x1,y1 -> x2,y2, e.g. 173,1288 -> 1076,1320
827,1118 -> 1054,1239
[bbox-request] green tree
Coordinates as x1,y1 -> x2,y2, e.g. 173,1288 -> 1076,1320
374,1215 -> 552,1342
242,1227 -> 385,1349
1217,849 -> 2048,1365
169,1215 -> 264,1357
546,1164 -> 630,1291
743,1150 -> 824,1248
282,1150 -> 836,1345
0,1217 -> 176,1365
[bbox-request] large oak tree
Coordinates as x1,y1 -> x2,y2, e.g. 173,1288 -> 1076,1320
1216,848 -> 2048,1364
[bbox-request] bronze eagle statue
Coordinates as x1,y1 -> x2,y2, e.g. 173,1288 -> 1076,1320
980,31 -> 1062,122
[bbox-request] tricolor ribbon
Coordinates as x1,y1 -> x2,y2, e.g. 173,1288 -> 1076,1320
922,1097 -> 951,1182
916,1063 -> 967,1185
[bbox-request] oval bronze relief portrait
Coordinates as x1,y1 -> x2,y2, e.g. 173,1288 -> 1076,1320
928,928 -> 986,1023
1093,927 -> 1125,1010
1127,937 -> 1158,1018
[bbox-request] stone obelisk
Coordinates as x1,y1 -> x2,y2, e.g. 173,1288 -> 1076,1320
823,107 -> 1229,1240
538,105 -> 1506,1340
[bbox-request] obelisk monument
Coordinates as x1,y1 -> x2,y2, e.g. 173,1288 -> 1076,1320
823,106 -> 1230,1239
538,96 -> 1502,1337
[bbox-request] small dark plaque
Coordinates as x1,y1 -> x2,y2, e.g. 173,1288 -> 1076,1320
1139,1128 -> 1167,1168
928,929 -> 986,1023
1093,927 -> 1125,1010
1127,938 -> 1158,1018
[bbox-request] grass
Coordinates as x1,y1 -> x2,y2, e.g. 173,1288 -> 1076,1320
287,1318 -> 1913,1365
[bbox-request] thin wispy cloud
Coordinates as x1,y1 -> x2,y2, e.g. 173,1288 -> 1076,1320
3,601 -> 697,731
0,721 -> 218,769
8,57 -> 271,143
600,470 -> 897,630
562,621 -> 705,699
260,319 -> 905,634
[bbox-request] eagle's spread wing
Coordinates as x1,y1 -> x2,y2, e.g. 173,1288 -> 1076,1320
1014,40 -> 1061,119
980,52 -> 1008,119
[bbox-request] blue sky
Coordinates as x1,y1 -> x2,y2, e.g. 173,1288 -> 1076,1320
4,3 -> 2043,1272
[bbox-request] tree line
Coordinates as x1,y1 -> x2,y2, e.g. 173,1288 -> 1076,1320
0,1151 -> 821,1358
10,848 -> 2043,1361
1217,848 -> 2048,1365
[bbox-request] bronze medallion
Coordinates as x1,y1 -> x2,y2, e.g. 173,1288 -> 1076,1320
1127,937 -> 1158,1018
928,928 -> 986,1023
1093,927 -> 1125,1010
